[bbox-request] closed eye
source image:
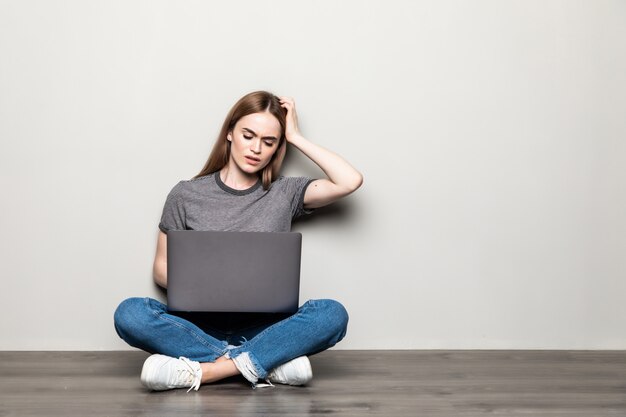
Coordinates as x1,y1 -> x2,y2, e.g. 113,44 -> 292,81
242,127 -> 278,143
243,135 -> 274,146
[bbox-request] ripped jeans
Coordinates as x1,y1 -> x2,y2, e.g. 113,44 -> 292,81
113,297 -> 349,387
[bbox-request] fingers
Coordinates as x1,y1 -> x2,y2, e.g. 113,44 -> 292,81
278,96 -> 299,137
278,96 -> 295,108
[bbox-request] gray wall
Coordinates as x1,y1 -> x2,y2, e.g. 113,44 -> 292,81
1,1 -> 624,350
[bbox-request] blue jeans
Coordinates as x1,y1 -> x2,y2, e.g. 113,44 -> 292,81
113,297 -> 348,386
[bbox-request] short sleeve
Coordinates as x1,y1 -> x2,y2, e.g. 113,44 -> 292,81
158,181 -> 186,233
285,176 -> 317,220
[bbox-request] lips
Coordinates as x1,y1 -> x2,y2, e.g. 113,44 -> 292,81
245,156 -> 261,165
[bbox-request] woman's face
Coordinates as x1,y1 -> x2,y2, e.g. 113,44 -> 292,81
227,112 -> 281,174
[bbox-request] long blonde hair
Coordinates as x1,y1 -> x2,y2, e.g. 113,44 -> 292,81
193,91 -> 287,190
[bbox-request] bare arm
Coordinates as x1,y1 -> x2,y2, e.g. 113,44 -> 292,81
153,230 -> 168,288
278,96 -> 363,209
289,134 -> 363,209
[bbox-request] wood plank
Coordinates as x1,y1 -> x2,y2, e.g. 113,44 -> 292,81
0,350 -> 625,416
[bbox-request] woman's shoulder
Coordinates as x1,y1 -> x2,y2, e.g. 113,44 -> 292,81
167,174 -> 214,197
184,172 -> 214,185
271,175 -> 297,187
273,174 -> 314,182
270,175 -> 316,193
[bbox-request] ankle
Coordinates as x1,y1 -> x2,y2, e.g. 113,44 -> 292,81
200,359 -> 239,383
200,362 -> 216,383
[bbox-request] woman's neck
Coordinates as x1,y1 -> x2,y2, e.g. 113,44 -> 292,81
219,164 -> 259,191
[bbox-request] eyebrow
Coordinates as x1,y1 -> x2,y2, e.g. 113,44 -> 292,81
242,127 -> 278,141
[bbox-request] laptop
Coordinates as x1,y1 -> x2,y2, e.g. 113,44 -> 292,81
166,230 -> 302,313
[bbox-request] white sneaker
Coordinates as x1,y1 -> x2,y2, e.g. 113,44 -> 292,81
140,354 -> 203,392
267,356 -> 313,386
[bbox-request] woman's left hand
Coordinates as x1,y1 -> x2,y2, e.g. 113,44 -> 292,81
278,96 -> 302,143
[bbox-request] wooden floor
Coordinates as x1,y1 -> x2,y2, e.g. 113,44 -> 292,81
1,350 -> 625,416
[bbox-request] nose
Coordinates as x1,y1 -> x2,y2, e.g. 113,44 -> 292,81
250,138 -> 262,154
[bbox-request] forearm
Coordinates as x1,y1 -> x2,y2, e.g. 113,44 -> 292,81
153,261 -> 167,289
288,134 -> 363,191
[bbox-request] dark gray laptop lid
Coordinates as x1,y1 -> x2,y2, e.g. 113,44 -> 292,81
166,230 -> 301,313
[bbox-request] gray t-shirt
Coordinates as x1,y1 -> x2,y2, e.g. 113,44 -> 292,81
158,171 -> 316,233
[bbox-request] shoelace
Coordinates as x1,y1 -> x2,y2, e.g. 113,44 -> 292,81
253,379 -> 275,389
177,356 -> 202,393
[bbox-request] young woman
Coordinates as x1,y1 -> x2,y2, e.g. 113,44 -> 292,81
113,91 -> 363,391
